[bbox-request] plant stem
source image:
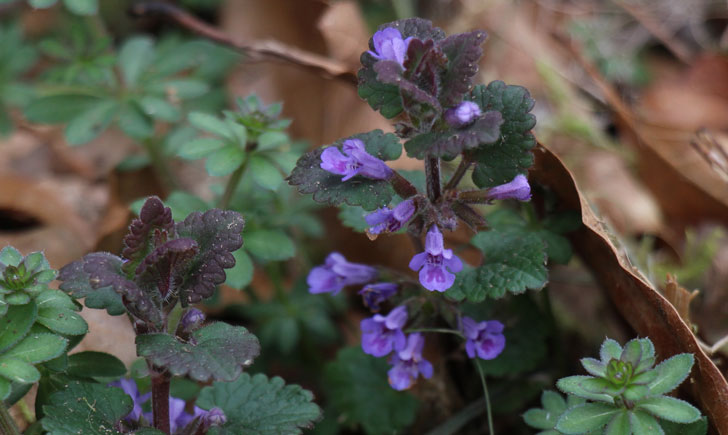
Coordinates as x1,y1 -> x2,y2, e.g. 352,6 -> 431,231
218,154 -> 250,209
389,170 -> 419,199
444,157 -> 471,191
474,360 -> 495,435
16,400 -> 33,424
0,402 -> 20,435
142,138 -> 178,192
425,154 -> 442,202
405,327 -> 464,338
150,369 -> 171,434
456,189 -> 492,204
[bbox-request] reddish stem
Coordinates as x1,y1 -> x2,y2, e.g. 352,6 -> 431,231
150,370 -> 171,434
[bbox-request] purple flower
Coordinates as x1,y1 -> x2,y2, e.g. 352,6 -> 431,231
307,252 -> 377,295
444,101 -> 482,127
387,333 -> 434,391
180,308 -> 205,330
361,305 -> 408,357
144,397 -> 208,433
320,138 -> 393,182
461,317 -> 506,360
365,199 -> 415,235
367,27 -> 413,67
358,282 -> 398,311
202,407 -> 227,427
109,378 -> 150,423
486,174 -> 531,201
409,226 -> 463,292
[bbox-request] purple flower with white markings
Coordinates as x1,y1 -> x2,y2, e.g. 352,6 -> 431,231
444,101 -> 482,127
320,138 -> 393,182
461,316 -> 506,360
408,226 -> 463,292
486,174 -> 531,201
367,27 -> 413,67
307,252 -> 377,295
365,199 -> 415,235
387,333 -> 434,391
361,305 -> 408,357
358,282 -> 398,312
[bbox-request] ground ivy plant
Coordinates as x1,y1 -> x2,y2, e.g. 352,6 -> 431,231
523,337 -> 704,435
0,197 -> 322,434
288,17 -> 552,433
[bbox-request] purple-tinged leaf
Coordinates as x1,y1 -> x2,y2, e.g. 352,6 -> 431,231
404,111 -> 503,159
136,238 -> 199,299
122,196 -> 175,275
58,260 -> 125,315
175,209 -> 244,304
136,322 -> 260,382
374,60 -> 441,112
439,31 -> 487,106
374,18 -> 445,43
80,253 -> 162,326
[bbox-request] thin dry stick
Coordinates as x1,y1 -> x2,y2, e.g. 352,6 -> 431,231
130,2 -> 357,85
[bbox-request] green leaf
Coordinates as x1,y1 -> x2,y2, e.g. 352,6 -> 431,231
138,96 -> 180,122
287,130 -> 400,211
357,64 -> 403,118
0,357 -> 40,383
118,37 -> 154,87
556,376 -> 614,403
555,403 -> 619,434
245,230 -> 294,261
468,81 -> 537,188
118,102 -> 154,139
164,191 -> 210,221
5,333 -> 67,364
648,353 -> 694,395
0,246 -> 23,266
604,411 -> 630,435
249,155 -> 284,191
523,408 -> 555,430
83,287 -> 125,316
197,373 -> 321,435
136,322 -> 260,382
35,289 -> 78,311
661,416 -> 708,435
36,307 -> 87,336
28,0 -> 58,7
41,381 -> 132,435
57,97 -> 113,144
188,112 -> 233,139
446,231 -> 547,302
541,390 -> 567,414
177,137 -> 226,160
629,410 -> 665,435
257,131 -> 287,151
62,0 -> 98,15
25,95 -> 101,124
0,377 -> 9,400
338,205 -> 369,233
636,396 -> 701,423
600,338 -> 623,363
205,144 -> 245,176
0,302 -> 37,353
66,352 -> 126,379
404,112 -> 503,159
225,249 -> 253,289
148,79 -> 208,99
323,347 -> 418,435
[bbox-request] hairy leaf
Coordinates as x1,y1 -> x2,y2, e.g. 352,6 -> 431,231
0,302 -> 37,353
0,357 -> 40,384
197,373 -> 321,434
136,322 -> 260,382
648,353 -> 694,396
135,238 -> 199,300
556,376 -> 614,403
439,31 -> 487,106
468,81 -> 537,187
636,396 -> 701,423
446,231 -> 547,302
41,381 -> 132,435
629,410 -> 665,435
555,403 -> 619,434
175,209 -> 244,304
4,333 -> 67,364
404,111 -> 502,159
122,196 -> 175,274
58,259 -> 125,315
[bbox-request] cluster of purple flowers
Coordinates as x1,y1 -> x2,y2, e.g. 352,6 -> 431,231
461,317 -> 506,360
320,138 -> 393,182
109,378 -> 225,433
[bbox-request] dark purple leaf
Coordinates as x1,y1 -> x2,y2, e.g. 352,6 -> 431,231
121,196 -> 175,274
404,111 -> 503,159
439,31 -> 488,106
175,209 -> 244,304
374,60 -> 441,112
373,18 -> 445,43
57,260 -> 125,315
136,238 -> 199,300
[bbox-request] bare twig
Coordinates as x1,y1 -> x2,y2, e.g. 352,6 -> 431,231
130,2 -> 357,85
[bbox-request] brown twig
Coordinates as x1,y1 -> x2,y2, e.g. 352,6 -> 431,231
129,2 -> 357,85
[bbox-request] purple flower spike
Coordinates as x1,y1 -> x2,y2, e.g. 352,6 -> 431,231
320,138 -> 393,182
361,305 -> 408,357
367,27 -> 413,67
444,101 -> 482,127
409,226 -> 463,292
365,199 -> 416,235
462,317 -> 506,360
486,174 -> 531,201
358,282 -> 398,312
307,252 -> 378,295
387,333 -> 434,391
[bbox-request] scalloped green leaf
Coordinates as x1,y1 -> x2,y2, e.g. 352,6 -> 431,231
0,302 -> 37,353
648,353 -> 694,395
41,381 -> 132,435
446,231 -> 547,302
467,80 -> 536,188
404,111 -> 502,159
555,403 -> 619,434
636,396 -> 701,424
5,333 -> 67,364
136,322 -> 260,382
196,373 -> 321,435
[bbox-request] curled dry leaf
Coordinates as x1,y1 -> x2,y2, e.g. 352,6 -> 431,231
531,142 -> 728,431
